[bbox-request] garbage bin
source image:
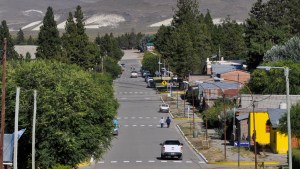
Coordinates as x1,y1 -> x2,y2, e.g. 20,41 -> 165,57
193,130 -> 198,138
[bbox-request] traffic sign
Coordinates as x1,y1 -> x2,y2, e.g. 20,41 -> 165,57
162,80 -> 167,86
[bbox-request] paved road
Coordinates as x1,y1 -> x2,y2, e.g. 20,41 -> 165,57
82,50 -> 207,169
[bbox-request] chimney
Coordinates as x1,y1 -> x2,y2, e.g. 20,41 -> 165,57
206,58 -> 212,75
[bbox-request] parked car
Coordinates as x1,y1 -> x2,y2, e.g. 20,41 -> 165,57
112,119 -> 119,135
159,103 -> 170,113
130,71 -> 138,78
160,140 -> 183,160
142,70 -> 151,78
145,76 -> 153,82
147,79 -> 155,88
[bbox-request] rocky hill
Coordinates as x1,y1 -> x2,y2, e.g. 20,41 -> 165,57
0,0 -> 256,36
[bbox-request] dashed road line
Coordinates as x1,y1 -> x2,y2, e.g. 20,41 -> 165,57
98,160 -> 204,164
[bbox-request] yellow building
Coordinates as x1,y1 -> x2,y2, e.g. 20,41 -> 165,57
268,109 -> 288,154
248,108 -> 288,154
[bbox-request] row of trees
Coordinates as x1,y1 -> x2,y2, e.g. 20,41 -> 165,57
0,5 -> 122,168
154,0 -> 246,78
153,0 -> 300,77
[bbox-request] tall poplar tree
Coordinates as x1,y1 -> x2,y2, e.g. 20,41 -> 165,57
36,6 -> 62,59
0,20 -> 18,59
16,28 -> 25,45
244,0 -> 270,69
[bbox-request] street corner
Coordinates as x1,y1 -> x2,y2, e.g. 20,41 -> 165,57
207,161 -> 280,166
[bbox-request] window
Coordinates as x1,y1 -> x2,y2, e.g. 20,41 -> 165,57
266,120 -> 271,133
266,125 -> 270,133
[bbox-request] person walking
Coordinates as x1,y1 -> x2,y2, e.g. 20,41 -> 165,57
166,117 -> 171,128
160,117 -> 164,128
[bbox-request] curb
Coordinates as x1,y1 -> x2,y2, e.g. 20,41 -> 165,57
176,124 -> 208,163
77,161 -> 91,167
174,117 -> 201,120
208,161 -> 280,166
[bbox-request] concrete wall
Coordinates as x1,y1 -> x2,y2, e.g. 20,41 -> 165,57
241,94 -> 300,109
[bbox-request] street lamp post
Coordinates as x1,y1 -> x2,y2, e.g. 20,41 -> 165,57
257,66 -> 292,169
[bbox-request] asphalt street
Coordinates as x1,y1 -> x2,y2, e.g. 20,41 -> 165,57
81,50 -> 207,169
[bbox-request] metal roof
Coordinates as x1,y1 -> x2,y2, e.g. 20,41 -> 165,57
198,81 -> 240,90
267,108 -> 287,128
211,64 -> 240,74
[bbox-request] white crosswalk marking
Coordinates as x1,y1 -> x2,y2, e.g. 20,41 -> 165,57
98,161 -> 104,163
136,161 -> 142,163
123,161 -> 130,163
161,161 -> 167,163
148,160 -> 155,163
173,161 -> 182,163
111,161 -> 117,163
140,125 -> 145,126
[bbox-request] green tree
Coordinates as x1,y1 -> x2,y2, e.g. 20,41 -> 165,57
4,60 -> 118,168
62,7 -> 99,70
95,33 -> 124,61
141,52 -> 160,74
62,12 -> 79,63
155,0 -> 212,76
219,17 -> 246,60
27,35 -> 35,45
278,102 -> 300,137
103,57 -> 122,79
36,6 -> 62,59
248,60 -> 300,94
245,0 -> 299,69
0,20 -> 19,59
244,0 -> 271,69
16,28 -> 26,45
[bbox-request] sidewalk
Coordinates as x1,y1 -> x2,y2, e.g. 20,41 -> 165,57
162,91 -> 288,169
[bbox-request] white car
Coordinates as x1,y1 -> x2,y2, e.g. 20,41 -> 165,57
130,71 -> 138,78
159,103 -> 170,113
160,140 -> 183,160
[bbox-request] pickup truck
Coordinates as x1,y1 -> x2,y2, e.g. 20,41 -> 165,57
160,140 -> 183,160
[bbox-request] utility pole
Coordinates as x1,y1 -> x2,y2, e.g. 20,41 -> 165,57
0,38 -> 7,169
223,94 -> 227,160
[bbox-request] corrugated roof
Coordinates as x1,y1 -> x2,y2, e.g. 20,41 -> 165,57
211,64 -> 239,74
199,81 -> 240,90
267,108 -> 287,128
